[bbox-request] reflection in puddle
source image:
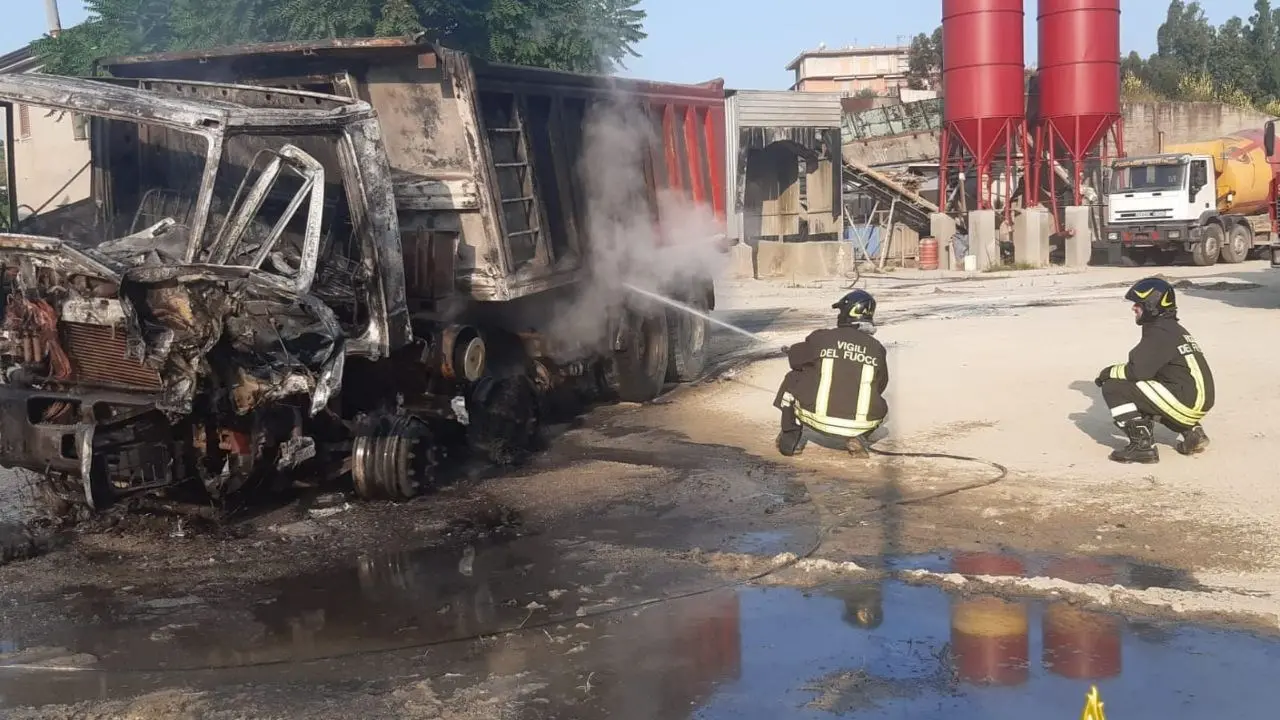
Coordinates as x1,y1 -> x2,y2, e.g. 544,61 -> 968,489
0,547 -> 1278,717
885,549 -> 1201,591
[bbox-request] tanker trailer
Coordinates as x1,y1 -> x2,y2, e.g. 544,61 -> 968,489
1103,130 -> 1276,266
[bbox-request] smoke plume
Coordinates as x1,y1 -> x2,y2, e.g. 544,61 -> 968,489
544,95 -> 727,360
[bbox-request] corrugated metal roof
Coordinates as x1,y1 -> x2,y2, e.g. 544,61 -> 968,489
726,90 -> 842,128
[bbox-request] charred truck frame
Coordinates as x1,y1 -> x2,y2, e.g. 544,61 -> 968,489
0,39 -> 726,510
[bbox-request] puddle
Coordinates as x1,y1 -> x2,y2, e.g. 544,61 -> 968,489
880,549 -> 1202,591
2,575 -> 1279,716
697,580 -> 1280,718
0,545 -> 1275,716
732,530 -> 801,555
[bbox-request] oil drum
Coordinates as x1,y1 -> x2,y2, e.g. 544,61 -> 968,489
919,238 -> 940,270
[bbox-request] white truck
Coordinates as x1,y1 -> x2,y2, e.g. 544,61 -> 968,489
1103,130 -> 1275,267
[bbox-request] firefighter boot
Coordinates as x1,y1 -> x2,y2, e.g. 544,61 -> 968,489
776,430 -> 807,457
1110,417 -> 1159,464
1176,425 -> 1210,456
846,435 -> 870,459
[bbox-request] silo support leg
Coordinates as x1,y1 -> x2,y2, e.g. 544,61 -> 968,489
1063,206 -> 1095,268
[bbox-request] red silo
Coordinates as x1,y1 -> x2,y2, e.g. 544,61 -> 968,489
940,0 -> 1029,216
1035,0 -> 1123,207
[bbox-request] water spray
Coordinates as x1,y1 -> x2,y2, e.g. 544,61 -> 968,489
623,283 -> 769,345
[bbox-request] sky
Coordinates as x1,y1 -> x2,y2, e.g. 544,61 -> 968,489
0,0 -> 1265,88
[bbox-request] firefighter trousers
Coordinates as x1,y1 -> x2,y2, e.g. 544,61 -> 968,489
1100,378 -> 1202,432
779,404 -> 882,453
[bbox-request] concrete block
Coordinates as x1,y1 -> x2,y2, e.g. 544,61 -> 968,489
930,213 -> 957,270
968,209 -> 999,271
754,241 -> 787,278
786,241 -> 855,279
725,242 -> 755,279
1063,206 -> 1094,268
1013,207 -> 1052,267
752,240 -> 855,280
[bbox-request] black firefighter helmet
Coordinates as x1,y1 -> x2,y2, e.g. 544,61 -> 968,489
1125,276 -> 1178,324
834,289 -> 876,327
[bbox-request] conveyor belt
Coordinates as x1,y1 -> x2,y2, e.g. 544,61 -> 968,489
842,158 -> 938,234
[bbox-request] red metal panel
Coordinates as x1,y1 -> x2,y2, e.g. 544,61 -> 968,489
942,0 -> 1026,167
1037,0 -> 1121,160
663,104 -> 682,192
705,105 -> 726,220
683,107 -> 706,205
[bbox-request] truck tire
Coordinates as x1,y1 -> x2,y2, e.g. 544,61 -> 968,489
608,307 -> 670,403
665,298 -> 708,383
467,374 -> 543,466
1220,223 -> 1251,264
1192,224 -> 1223,266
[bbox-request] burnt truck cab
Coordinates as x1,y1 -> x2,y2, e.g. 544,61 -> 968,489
0,73 -> 411,507
0,39 -> 727,512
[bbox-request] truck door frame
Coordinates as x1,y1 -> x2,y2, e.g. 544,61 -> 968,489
1189,158 -> 1214,215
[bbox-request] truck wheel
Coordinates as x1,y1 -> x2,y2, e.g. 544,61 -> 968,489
352,414 -> 437,501
665,298 -> 708,383
467,374 -> 543,466
608,307 -> 670,403
1191,225 -> 1223,266
1220,223 -> 1251,264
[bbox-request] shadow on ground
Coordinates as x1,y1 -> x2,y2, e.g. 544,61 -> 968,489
1068,379 -> 1122,449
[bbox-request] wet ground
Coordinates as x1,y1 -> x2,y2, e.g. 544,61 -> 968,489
3,536 -> 1280,718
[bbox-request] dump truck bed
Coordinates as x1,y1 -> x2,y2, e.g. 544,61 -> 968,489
100,38 -> 728,304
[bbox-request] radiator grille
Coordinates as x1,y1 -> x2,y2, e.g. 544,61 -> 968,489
60,322 -> 162,391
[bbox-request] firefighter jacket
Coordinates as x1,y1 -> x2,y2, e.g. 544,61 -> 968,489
774,324 -> 888,437
1102,316 -> 1215,427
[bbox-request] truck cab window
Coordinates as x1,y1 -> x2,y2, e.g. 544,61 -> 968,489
1190,161 -> 1208,194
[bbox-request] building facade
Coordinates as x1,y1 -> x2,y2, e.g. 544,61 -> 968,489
0,46 -> 92,220
786,45 -> 910,96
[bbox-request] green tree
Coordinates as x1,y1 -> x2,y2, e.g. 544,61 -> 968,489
1211,16 -> 1259,100
905,26 -> 942,90
1155,0 -> 1216,76
1246,0 -> 1280,100
35,0 -> 647,77
375,0 -> 424,37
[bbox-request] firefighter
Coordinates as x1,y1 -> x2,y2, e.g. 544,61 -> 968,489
839,581 -> 884,630
1094,276 -> 1214,464
774,289 -> 888,458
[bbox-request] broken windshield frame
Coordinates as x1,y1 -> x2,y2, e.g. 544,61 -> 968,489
205,143 -> 326,295
7,102 -> 326,295
9,106 -> 222,269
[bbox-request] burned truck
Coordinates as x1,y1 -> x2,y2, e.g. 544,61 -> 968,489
0,39 -> 726,510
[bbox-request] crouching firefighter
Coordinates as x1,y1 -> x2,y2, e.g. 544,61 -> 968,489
774,290 -> 888,458
1095,277 -> 1214,464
